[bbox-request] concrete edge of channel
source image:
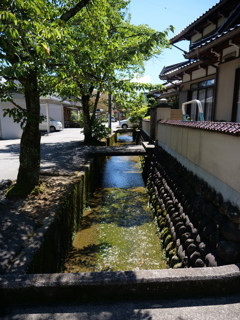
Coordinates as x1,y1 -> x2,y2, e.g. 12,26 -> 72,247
1,264 -> 240,305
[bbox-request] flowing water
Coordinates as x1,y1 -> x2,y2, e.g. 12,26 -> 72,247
63,134 -> 167,273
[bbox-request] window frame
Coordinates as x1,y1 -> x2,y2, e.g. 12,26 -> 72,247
188,78 -> 215,121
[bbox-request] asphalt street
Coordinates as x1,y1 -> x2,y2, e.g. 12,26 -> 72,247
0,124 -> 119,181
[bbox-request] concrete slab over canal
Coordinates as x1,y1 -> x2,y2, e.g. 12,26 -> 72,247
90,145 -> 147,156
90,142 -> 155,156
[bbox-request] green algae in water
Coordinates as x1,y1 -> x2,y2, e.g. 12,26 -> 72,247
64,187 -> 167,273
64,147 -> 167,273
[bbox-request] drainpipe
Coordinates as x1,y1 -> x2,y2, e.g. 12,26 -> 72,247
108,93 -> 111,130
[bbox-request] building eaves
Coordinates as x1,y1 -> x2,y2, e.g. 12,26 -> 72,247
170,0 -> 225,44
160,60 -> 202,80
164,80 -> 182,88
159,61 -> 190,80
161,61 -> 190,74
186,23 -> 240,59
40,95 -> 71,106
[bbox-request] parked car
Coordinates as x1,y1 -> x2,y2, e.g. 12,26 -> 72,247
111,117 -> 116,122
119,117 -> 139,129
39,117 -> 63,132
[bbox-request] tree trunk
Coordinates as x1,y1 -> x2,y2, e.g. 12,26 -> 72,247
82,92 -> 94,144
17,74 -> 41,192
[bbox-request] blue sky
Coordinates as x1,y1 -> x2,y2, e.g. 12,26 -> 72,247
128,0 -> 220,84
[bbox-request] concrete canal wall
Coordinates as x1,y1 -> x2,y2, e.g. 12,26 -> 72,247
1,131 -> 240,306
5,155 -> 106,275
1,265 -> 240,305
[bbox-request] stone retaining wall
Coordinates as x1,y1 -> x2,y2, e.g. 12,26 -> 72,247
6,155 -> 105,275
143,145 -> 240,268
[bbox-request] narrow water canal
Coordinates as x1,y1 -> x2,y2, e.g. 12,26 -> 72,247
64,134 -> 167,273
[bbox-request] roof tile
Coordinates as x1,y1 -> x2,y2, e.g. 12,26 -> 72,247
159,120 -> 240,136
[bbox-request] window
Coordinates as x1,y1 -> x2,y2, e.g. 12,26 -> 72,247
189,79 -> 215,121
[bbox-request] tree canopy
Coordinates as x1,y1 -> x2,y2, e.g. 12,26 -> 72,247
0,0 -> 174,195
49,0 -> 173,142
0,0 -> 92,195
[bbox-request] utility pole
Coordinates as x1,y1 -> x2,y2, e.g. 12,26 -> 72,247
108,93 -> 111,129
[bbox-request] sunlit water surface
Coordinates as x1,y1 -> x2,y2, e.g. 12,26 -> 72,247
64,134 -> 167,272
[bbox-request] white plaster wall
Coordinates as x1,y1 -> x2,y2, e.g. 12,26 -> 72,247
191,33 -> 202,43
217,17 -> 226,27
142,119 -> 150,136
208,65 -> 217,76
156,108 -> 171,121
157,123 -> 240,207
0,104 -> 22,139
215,58 -> 240,121
183,73 -> 190,82
222,47 -> 238,60
0,93 -> 25,139
40,104 -> 63,122
0,94 -> 64,139
192,68 -> 206,80
203,24 -> 216,37
190,21 -> 219,44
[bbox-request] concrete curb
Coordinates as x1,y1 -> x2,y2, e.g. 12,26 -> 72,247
1,265 -> 240,305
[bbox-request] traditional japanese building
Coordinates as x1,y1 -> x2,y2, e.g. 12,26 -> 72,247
159,0 -> 240,122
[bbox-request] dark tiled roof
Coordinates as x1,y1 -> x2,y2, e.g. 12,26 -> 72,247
170,0 -> 223,43
160,61 -> 189,75
164,80 -> 182,88
161,23 -> 240,78
159,120 -> 240,136
189,24 -> 240,53
160,60 -> 200,78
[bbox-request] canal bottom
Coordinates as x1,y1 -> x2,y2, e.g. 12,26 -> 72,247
63,134 -> 167,273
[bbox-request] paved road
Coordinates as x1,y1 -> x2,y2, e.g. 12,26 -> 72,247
0,124 -> 119,181
0,129 -> 84,181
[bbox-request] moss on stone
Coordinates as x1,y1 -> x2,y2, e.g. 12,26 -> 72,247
160,227 -> 169,239
164,234 -> 172,246
5,183 -> 35,198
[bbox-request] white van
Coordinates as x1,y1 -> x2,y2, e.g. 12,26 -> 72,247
39,117 -> 63,132
119,117 -> 140,129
